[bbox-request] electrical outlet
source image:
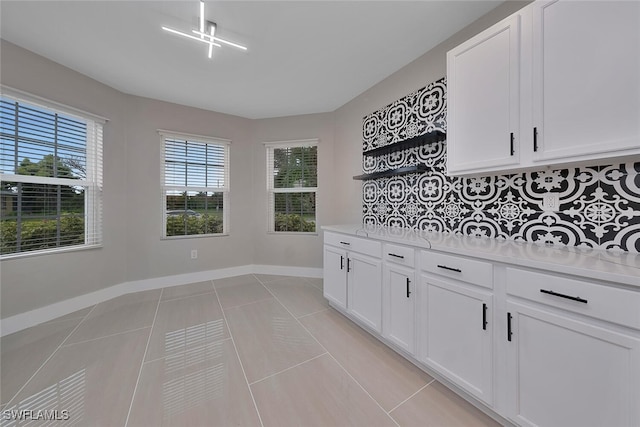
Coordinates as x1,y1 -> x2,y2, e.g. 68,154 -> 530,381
190,249 -> 198,259
542,194 -> 559,212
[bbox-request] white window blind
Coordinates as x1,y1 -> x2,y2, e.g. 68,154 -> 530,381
266,139 -> 318,233
160,131 -> 229,238
0,89 -> 104,257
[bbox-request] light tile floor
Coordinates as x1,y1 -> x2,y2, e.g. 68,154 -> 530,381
1,274 -> 500,426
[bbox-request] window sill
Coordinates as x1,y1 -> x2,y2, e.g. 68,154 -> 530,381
267,231 -> 319,236
0,244 -> 103,261
161,233 -> 230,241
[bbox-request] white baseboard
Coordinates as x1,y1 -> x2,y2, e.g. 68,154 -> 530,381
0,264 -> 323,337
251,264 -> 323,279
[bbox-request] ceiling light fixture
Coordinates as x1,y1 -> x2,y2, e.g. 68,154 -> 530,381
162,0 -> 247,59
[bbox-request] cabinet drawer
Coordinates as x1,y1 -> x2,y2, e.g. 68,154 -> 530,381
324,232 -> 381,258
506,268 -> 640,330
421,251 -> 493,289
384,243 -> 415,268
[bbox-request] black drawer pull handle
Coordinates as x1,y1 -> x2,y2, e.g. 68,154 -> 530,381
437,264 -> 462,273
507,312 -> 513,342
533,127 -> 538,152
540,289 -> 587,304
339,241 -> 351,246
482,303 -> 488,330
388,253 -> 405,259
510,132 -> 514,156
406,278 -> 411,298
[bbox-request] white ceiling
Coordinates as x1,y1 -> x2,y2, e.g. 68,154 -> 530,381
0,1 -> 501,119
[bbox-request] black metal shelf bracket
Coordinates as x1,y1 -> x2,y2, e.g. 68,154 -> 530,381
353,164 -> 429,181
354,131 -> 446,180
363,131 -> 446,157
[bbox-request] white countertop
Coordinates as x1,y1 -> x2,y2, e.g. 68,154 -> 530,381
322,224 -> 640,288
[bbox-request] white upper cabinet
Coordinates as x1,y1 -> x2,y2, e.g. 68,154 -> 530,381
531,0 -> 640,163
447,15 -> 521,174
447,0 -> 640,176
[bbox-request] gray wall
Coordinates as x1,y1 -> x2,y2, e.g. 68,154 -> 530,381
1,40 -> 129,318
0,1 -> 528,319
123,95 -> 255,282
0,41 -> 333,319
251,113 -> 336,267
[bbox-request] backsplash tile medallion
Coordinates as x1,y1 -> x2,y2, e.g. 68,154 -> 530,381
361,77 -> 640,253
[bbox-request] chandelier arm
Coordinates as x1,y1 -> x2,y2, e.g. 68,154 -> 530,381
162,27 -> 222,47
162,0 -> 247,57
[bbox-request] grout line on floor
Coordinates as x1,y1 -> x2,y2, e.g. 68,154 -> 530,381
295,307 -> 330,320
159,289 -> 218,303
388,378 -> 436,414
248,352 -> 329,386
141,336 -> 233,366
213,284 -> 265,427
250,274 -> 290,284
213,277 -> 263,288
123,288 -> 163,427
2,302 -> 99,408
219,296 -> 275,312
60,326 -> 152,348
254,276 -> 401,427
41,312 -> 93,326
303,277 -> 323,290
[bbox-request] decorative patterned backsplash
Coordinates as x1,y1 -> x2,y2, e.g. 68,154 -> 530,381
361,77 -> 640,253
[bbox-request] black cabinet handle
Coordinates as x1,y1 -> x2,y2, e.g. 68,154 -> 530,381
347,258 -> 351,273
507,312 -> 513,342
388,253 -> 405,259
406,278 -> 411,298
339,241 -> 351,246
533,127 -> 538,152
482,303 -> 488,330
510,132 -> 514,156
437,264 -> 462,273
540,289 -> 588,304
340,255 -> 344,270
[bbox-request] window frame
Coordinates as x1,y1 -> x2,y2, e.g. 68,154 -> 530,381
265,139 -> 318,235
0,86 -> 106,259
159,130 -> 230,239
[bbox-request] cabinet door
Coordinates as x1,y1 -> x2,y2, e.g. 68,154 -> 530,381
447,14 -> 520,174
532,0 -> 640,162
323,245 -> 347,309
506,301 -> 640,427
383,264 -> 416,355
420,275 -> 493,404
348,252 -> 383,333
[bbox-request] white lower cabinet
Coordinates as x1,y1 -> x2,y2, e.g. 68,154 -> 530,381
383,263 -> 416,355
419,275 -> 494,405
347,252 -> 382,332
323,245 -> 348,309
505,301 -> 640,427
323,232 -> 383,333
323,229 -> 640,427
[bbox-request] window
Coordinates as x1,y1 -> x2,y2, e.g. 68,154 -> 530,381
161,131 -> 229,238
266,139 -> 318,233
0,89 -> 104,257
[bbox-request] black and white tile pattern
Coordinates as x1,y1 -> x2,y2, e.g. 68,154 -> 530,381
361,77 -> 640,253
